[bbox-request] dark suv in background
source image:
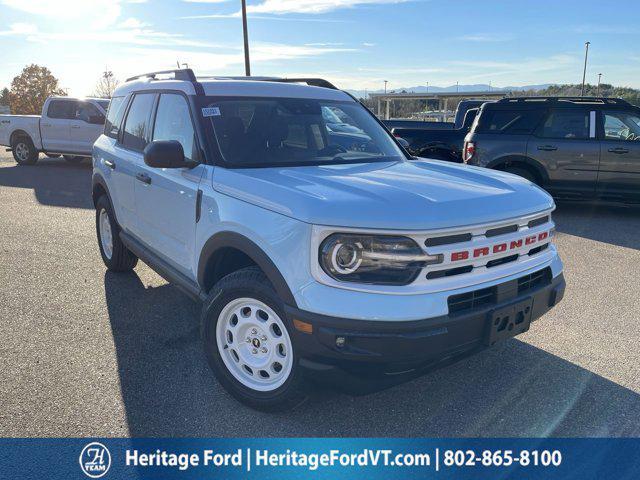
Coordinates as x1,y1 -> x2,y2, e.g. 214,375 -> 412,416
464,97 -> 640,204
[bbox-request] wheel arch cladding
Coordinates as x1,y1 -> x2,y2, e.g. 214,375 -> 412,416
489,155 -> 548,184
198,232 -> 297,307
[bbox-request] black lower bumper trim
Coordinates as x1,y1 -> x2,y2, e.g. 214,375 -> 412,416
286,272 -> 565,379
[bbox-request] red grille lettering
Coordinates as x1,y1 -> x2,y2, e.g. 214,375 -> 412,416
451,251 -> 469,262
493,243 -> 507,253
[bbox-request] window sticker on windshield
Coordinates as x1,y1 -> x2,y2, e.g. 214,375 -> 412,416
202,107 -> 221,117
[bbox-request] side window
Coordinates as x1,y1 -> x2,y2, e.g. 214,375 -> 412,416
76,102 -> 105,125
603,111 -> 640,142
104,96 -> 126,139
152,94 -> 196,160
47,100 -> 77,119
479,109 -> 544,135
538,109 -> 589,139
121,93 -> 155,151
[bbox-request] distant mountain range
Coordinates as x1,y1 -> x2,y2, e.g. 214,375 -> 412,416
348,83 -> 554,98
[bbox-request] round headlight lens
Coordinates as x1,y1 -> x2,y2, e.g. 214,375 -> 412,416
332,241 -> 363,274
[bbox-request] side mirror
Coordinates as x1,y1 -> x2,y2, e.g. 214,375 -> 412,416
144,140 -> 189,168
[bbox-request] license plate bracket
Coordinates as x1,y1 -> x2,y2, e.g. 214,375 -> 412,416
485,298 -> 534,346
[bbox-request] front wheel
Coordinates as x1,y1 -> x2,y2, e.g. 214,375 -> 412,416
201,267 -> 306,411
11,136 -> 38,165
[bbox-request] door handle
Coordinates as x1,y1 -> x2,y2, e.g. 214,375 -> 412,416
71,125 -> 80,129
608,147 -> 629,154
537,145 -> 558,151
104,159 -> 115,170
135,173 -> 152,185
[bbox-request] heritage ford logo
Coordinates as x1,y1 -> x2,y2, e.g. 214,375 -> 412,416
79,442 -> 111,478
450,230 -> 551,262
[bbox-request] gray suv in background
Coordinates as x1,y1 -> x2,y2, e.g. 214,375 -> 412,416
464,97 -> 640,204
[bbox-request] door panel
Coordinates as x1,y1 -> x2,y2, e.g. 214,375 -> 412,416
41,100 -> 75,151
135,166 -> 205,276
71,102 -> 106,154
133,93 -> 203,278
113,92 -> 156,234
597,110 -> 640,203
526,108 -> 599,198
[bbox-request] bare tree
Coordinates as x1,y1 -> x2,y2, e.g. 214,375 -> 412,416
92,70 -> 119,98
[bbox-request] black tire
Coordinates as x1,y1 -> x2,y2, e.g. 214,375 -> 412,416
201,267 -> 307,411
95,195 -> 138,272
504,166 -> 538,185
64,155 -> 84,164
11,135 -> 39,165
45,153 -> 61,158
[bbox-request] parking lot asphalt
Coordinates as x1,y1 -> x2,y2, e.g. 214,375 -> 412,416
0,152 -> 639,438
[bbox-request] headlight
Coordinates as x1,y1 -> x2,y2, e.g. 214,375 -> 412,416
319,233 -> 443,286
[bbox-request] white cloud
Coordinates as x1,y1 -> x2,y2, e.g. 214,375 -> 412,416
1,0 -> 122,28
0,23 -> 38,36
246,0 -> 409,15
184,0 -> 410,18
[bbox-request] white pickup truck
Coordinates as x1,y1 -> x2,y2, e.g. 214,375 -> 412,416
0,96 -> 109,165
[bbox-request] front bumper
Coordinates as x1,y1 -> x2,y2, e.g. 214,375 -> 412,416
286,270 -> 565,384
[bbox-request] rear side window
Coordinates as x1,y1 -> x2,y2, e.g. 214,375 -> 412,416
152,94 -> 196,160
104,96 -> 126,139
537,109 -> 589,140
478,109 -> 544,135
47,100 -> 77,119
121,93 -> 155,151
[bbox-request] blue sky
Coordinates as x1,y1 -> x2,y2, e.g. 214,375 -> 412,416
1,0 -> 639,96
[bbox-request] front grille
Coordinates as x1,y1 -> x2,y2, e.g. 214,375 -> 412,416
528,216 -> 549,228
447,267 -> 552,315
486,224 -> 518,237
426,265 -> 473,280
425,233 -> 472,247
486,254 -> 519,268
448,286 -> 496,315
518,267 -> 552,294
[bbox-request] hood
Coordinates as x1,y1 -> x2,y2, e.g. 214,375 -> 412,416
212,159 -> 554,230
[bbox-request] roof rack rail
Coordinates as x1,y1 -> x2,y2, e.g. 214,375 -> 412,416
201,76 -> 338,90
498,96 -> 630,106
125,68 -> 197,83
276,78 -> 338,90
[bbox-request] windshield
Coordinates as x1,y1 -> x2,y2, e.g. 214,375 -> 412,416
206,97 -> 404,167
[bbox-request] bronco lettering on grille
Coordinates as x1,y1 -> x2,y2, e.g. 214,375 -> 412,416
450,230 -> 552,262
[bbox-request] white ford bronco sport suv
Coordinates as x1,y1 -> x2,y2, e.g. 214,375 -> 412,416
92,69 -> 565,411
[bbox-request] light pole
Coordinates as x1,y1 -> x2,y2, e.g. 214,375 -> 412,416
581,41 -> 590,97
241,0 -> 251,76
383,80 -> 388,94
597,73 -> 603,96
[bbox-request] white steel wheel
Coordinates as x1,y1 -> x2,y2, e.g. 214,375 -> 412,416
14,142 -> 29,162
216,298 -> 293,392
99,208 -> 113,260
